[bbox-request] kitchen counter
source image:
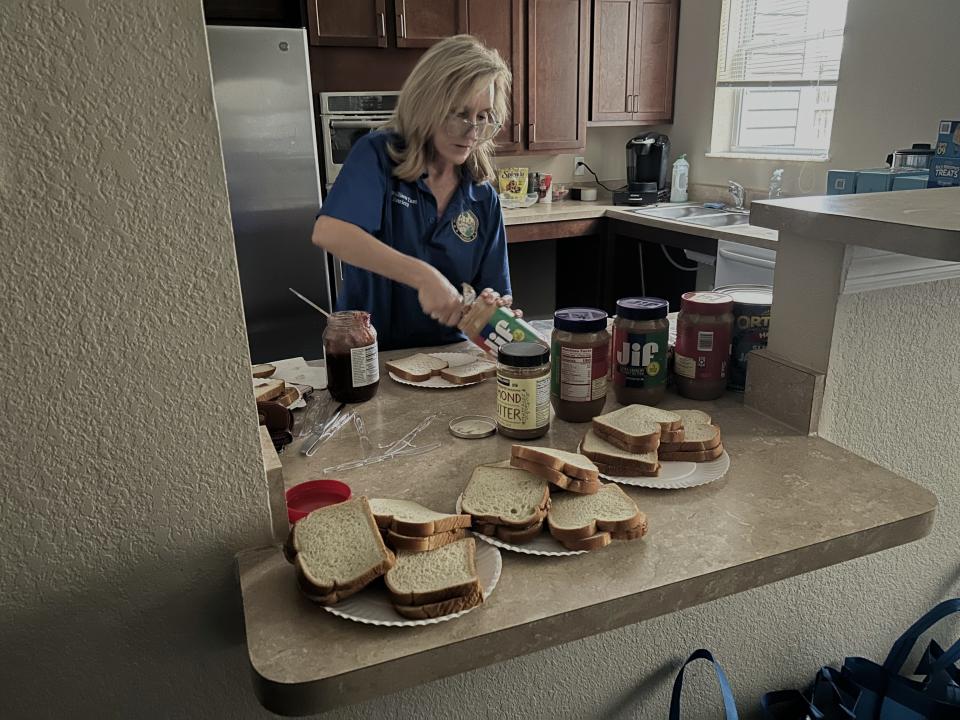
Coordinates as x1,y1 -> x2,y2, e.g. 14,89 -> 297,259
238,344 -> 936,716
502,201 -> 779,251
750,186 -> 960,260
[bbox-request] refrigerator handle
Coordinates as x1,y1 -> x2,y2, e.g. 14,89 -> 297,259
377,13 -> 386,39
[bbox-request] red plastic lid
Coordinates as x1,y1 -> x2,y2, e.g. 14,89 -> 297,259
680,291 -> 734,315
286,479 -> 352,523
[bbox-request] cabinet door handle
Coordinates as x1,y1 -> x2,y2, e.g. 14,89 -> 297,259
633,95 -> 640,113
513,123 -> 520,143
377,12 -> 386,38
528,123 -> 535,142
627,94 -> 634,114
398,12 -> 406,38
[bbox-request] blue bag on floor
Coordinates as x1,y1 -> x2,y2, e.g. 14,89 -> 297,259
761,598 -> 960,720
670,649 -> 739,719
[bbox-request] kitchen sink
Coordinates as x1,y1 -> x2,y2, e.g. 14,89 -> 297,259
631,205 -> 720,219
682,212 -> 751,227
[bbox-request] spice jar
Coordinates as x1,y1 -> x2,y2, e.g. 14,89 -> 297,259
551,308 -> 609,422
322,311 -> 380,404
674,292 -> 734,401
612,297 -> 670,406
496,342 -> 551,440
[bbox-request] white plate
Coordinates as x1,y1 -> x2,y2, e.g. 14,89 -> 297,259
322,540 -> 502,627
600,451 -> 731,490
388,352 -> 492,389
455,495 -> 586,557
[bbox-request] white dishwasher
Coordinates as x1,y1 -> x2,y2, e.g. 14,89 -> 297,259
714,239 -> 777,287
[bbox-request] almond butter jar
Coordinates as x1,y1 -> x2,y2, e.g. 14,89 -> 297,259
612,297 -> 669,406
496,342 -> 551,440
550,308 -> 610,422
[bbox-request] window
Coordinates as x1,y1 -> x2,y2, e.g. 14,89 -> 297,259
709,0 -> 849,158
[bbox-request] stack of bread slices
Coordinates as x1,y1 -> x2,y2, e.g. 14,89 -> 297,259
460,464 -> 551,544
580,405 -> 724,477
385,353 -> 496,385
369,498 -> 473,552
461,459 -> 647,551
287,496 -> 485,619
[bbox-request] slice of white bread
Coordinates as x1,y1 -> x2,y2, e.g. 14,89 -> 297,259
659,443 -> 725,463
658,424 -> 722,453
511,445 -> 600,482
385,353 -> 449,381
593,460 -> 661,478
439,359 -> 497,385
252,363 -> 276,378
394,585 -> 484,620
547,484 -> 646,543
592,405 -> 681,452
385,538 -> 482,606
254,378 -> 285,402
580,429 -> 660,473
368,498 -> 472,537
474,519 -> 544,544
461,465 -> 551,528
509,456 -> 601,495
559,531 -> 611,552
291,497 -> 395,605
675,409 -> 712,426
384,528 -> 469,553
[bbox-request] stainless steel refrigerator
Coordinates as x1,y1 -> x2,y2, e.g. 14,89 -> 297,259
207,25 -> 331,364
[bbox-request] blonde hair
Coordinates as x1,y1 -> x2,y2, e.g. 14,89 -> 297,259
383,35 -> 511,184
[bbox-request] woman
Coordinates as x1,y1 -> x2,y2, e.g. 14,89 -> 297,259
311,35 -> 520,351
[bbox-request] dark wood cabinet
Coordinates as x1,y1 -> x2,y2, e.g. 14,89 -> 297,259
307,0 -> 388,47
466,0 -> 524,153
396,0 -> 468,48
527,0 -> 590,151
632,0 -> 678,122
590,0 -> 679,125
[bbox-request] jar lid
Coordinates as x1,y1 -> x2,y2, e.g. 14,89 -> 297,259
498,341 -> 550,367
553,307 -> 608,333
449,415 -> 497,439
616,297 -> 669,320
713,284 -> 772,306
681,291 -> 734,314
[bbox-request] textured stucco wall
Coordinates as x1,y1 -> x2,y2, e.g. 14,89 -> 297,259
0,1 -> 273,717
3,2 -> 956,719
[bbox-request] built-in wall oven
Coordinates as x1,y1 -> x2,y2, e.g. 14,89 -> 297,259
318,91 -> 399,191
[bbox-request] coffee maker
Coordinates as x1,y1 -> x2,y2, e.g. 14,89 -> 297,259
614,132 -> 670,205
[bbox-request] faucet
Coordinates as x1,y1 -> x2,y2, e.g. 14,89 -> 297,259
727,180 -> 746,211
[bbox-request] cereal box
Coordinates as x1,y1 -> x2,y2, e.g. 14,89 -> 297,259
935,120 -> 960,158
927,155 -> 960,188
497,167 -> 529,202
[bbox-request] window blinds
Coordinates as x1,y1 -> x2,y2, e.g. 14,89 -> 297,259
716,0 -> 848,87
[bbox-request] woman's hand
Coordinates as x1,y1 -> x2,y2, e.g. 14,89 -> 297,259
479,288 -> 524,318
418,266 -> 464,326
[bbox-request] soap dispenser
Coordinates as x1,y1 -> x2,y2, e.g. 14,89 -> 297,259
670,154 -> 689,202
768,168 -> 784,199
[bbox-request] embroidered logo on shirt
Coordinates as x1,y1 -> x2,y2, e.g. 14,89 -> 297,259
452,209 -> 479,243
391,191 -> 418,208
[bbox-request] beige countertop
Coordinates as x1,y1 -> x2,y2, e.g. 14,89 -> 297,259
750,186 -> 960,260
502,201 -> 779,251
238,343 -> 936,715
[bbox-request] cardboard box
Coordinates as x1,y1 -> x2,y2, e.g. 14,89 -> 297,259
891,172 -> 930,191
855,169 -> 928,193
827,169 -> 858,195
927,155 -> 960,188
935,120 -> 960,158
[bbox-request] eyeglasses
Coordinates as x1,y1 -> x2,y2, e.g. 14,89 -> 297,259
444,113 -> 502,142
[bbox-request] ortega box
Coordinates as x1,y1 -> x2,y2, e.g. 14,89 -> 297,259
935,120 -> 960,158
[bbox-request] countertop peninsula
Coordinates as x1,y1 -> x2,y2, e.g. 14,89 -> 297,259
238,343 -> 936,716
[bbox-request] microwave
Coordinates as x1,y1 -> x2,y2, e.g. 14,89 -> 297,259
318,91 -> 399,190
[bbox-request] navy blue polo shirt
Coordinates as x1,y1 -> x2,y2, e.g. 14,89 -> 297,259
317,131 -> 511,351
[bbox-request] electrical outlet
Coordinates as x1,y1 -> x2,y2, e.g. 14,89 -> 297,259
574,156 -> 585,176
